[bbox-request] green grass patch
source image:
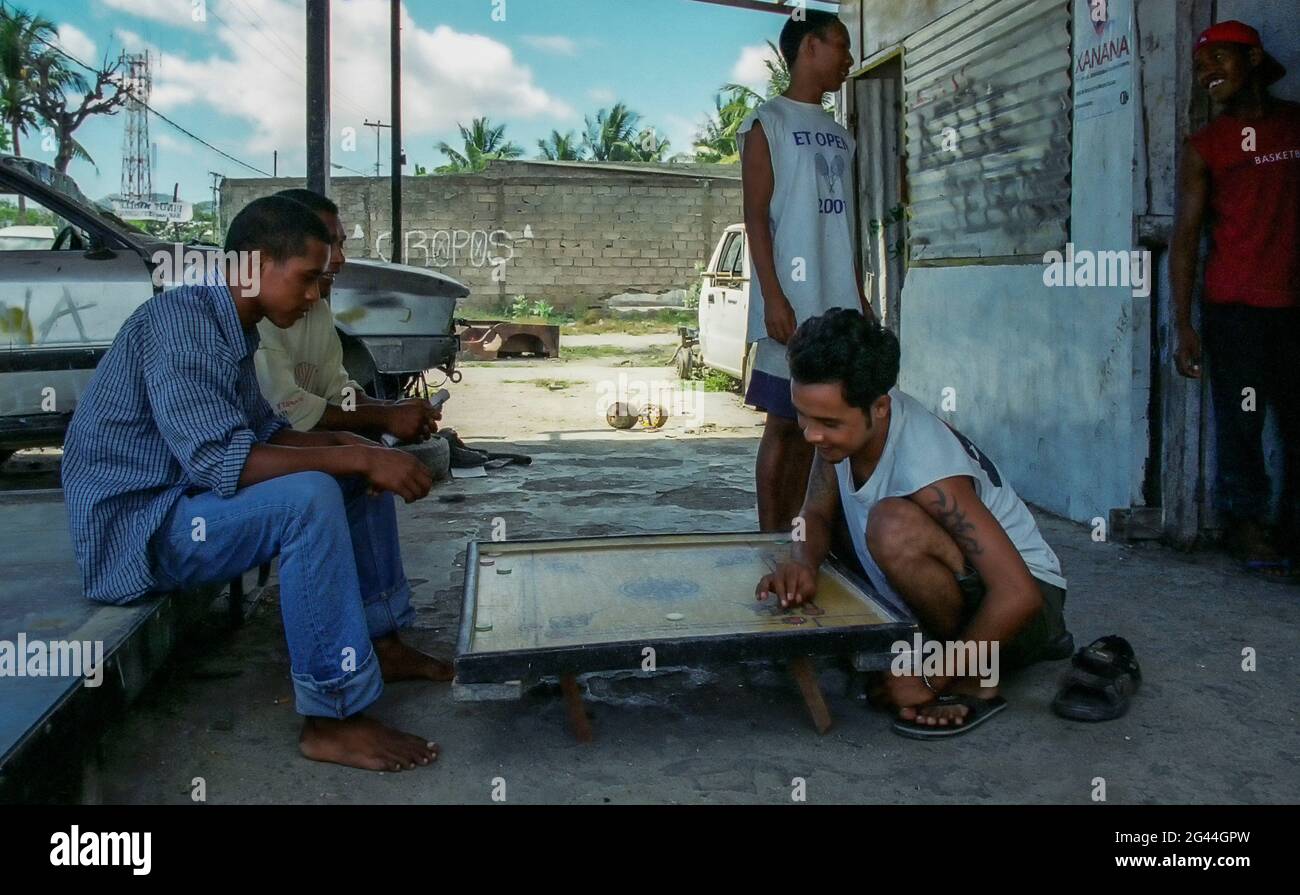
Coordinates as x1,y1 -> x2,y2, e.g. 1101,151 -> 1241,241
563,308 -> 698,335
559,345 -> 630,359
459,304 -> 698,335
503,378 -> 578,391
560,345 -> 676,365
701,369 -> 740,393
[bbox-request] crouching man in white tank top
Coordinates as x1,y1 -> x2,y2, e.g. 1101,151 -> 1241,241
755,309 -> 1074,738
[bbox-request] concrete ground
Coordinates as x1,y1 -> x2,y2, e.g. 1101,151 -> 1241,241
11,340 -> 1299,804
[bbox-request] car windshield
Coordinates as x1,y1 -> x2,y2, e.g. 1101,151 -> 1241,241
0,156 -> 151,239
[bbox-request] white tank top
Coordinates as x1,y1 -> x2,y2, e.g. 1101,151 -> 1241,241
835,389 -> 1067,606
737,95 -> 861,343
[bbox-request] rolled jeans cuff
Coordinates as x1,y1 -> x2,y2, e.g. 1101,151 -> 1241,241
292,645 -> 384,719
364,579 -> 415,639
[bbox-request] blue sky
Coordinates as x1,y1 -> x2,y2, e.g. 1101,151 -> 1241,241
19,0 -> 833,203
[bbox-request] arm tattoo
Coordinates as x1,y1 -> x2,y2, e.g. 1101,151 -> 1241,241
925,484 -> 983,557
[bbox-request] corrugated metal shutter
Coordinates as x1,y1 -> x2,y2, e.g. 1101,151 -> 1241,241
903,0 -> 1073,261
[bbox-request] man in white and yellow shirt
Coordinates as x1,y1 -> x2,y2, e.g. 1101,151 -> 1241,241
254,189 -> 440,442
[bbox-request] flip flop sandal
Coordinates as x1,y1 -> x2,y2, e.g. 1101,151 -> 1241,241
483,451 -> 533,466
1052,635 -> 1141,722
891,694 -> 1008,740
447,443 -> 489,468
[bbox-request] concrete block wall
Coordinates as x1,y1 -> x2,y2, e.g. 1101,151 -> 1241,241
221,162 -> 742,312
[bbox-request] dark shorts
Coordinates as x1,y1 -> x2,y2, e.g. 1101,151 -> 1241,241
956,569 -> 1071,670
744,368 -> 797,420
830,505 -> 1070,669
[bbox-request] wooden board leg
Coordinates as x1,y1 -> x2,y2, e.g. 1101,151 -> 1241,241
560,673 -> 593,744
788,656 -> 833,735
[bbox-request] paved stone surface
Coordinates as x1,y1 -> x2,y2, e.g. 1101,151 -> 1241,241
13,352 -> 1297,804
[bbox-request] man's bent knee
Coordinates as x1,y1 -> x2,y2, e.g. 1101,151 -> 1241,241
866,498 -> 930,557
264,471 -> 346,516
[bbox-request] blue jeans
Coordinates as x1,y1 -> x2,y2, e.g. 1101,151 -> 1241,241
1203,304 -> 1300,533
149,472 -> 415,718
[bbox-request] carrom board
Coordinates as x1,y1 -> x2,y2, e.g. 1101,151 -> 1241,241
455,531 -> 916,684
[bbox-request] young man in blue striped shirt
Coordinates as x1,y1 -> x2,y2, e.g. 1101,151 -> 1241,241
63,196 -> 444,773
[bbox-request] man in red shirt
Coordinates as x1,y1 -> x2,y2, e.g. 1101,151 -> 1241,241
1172,21 -> 1299,578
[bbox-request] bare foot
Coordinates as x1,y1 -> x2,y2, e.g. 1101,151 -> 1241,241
373,634 -> 454,682
897,678 -> 1000,729
299,715 -> 439,772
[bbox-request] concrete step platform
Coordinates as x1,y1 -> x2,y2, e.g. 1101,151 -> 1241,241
0,493 -> 230,803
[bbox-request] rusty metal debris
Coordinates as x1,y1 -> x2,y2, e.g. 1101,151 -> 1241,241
456,319 -> 560,361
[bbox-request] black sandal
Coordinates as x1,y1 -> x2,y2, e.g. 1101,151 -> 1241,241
1052,635 -> 1141,722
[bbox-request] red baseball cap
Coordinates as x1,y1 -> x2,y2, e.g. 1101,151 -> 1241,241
1195,20 -> 1287,85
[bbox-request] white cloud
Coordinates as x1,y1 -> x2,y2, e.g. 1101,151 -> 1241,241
586,87 -> 615,104
56,24 -> 98,63
97,0 -> 205,30
731,43 -> 780,93
135,0 -> 573,162
154,132 -> 195,156
113,29 -> 150,53
661,112 -> 706,158
522,35 -> 578,56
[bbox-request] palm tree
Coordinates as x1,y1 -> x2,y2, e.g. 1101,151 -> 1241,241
0,5 -> 58,217
627,128 -> 671,162
724,40 -> 790,104
435,117 -> 523,173
0,4 -> 53,156
536,129 -> 585,161
582,102 -> 641,161
724,39 -> 834,113
693,91 -> 757,164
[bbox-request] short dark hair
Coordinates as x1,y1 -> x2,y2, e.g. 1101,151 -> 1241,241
275,187 -> 339,217
788,308 -> 900,412
779,10 -> 842,69
224,195 -> 331,261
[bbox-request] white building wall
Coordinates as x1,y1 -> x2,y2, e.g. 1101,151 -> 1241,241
893,0 -> 1146,523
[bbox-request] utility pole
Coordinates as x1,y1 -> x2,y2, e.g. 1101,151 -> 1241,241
363,119 -> 390,177
390,0 -> 404,265
208,171 -> 222,236
305,0 -> 330,196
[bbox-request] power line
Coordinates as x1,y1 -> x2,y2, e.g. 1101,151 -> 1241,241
29,31 -> 272,177
225,0 -> 309,65
331,161 -> 369,176
221,0 -> 375,125
208,0 -> 372,123
203,5 -> 317,105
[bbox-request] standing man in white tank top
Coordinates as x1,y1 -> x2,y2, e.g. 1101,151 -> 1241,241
756,310 -> 1074,738
738,10 -> 872,533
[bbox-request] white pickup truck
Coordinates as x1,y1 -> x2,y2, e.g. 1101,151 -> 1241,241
676,223 -> 757,396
